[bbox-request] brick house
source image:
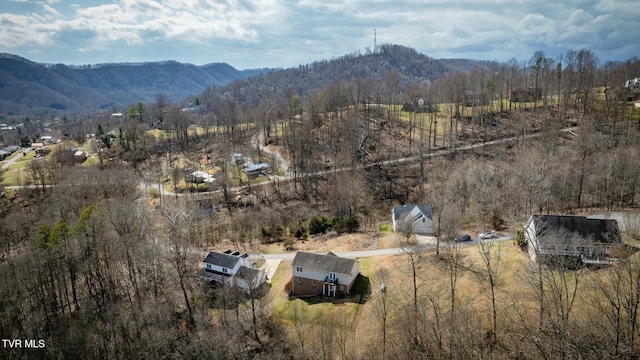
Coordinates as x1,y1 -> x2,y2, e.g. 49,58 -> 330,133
291,251 -> 360,297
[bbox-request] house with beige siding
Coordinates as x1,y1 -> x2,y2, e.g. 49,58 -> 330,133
524,215 -> 623,265
291,252 -> 359,297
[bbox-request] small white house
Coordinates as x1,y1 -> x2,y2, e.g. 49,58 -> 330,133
243,161 -> 269,176
291,252 -> 360,297
187,170 -> 215,184
392,204 -> 433,234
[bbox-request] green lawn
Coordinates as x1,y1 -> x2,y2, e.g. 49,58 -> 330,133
0,161 -> 32,185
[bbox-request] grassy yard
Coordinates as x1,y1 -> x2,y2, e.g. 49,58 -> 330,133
0,160 -> 32,185
219,238 -> 640,359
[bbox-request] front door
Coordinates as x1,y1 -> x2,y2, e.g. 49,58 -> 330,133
324,283 -> 336,297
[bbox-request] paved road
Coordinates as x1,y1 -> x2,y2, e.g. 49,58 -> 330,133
138,126 -> 579,198
589,211 -> 640,231
248,233 -> 515,261
1,150 -> 24,170
253,131 -> 289,175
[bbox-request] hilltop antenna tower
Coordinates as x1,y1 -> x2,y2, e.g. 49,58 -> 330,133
374,29 -> 377,53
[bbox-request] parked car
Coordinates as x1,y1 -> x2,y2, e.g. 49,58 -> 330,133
478,231 -> 496,240
455,234 -> 472,242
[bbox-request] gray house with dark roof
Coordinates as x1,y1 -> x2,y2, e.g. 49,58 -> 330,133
198,251 -> 267,292
291,252 -> 360,297
392,204 -> 433,234
524,215 -> 623,265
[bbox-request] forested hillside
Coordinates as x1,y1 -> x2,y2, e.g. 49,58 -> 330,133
0,45 -> 489,116
2,46 -> 640,359
0,53 -> 268,115
200,44 -> 492,109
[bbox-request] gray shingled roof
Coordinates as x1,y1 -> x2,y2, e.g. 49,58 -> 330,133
292,251 -> 357,275
393,204 -> 432,222
236,266 -> 263,283
531,215 -> 621,244
203,251 -> 242,269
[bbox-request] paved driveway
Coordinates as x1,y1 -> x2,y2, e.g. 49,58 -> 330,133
259,259 -> 282,283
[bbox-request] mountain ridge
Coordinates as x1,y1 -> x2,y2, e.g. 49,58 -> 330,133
0,53 -> 270,115
0,45 -> 492,116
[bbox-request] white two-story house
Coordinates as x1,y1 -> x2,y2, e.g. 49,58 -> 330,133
392,204 -> 433,234
198,251 -> 267,292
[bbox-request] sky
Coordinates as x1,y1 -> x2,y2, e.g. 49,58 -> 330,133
1,0 -> 638,70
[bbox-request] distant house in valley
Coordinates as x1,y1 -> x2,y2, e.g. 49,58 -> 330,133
401,98 -> 432,113
197,251 -> 267,292
291,251 -> 360,297
186,170 -> 215,184
232,153 -> 244,165
464,90 -> 487,106
392,204 -> 433,235
40,136 -> 57,144
243,161 -> 269,176
73,150 -> 87,163
625,78 -> 640,90
524,215 -> 624,265
0,124 -> 17,133
510,88 -> 542,102
35,147 -> 51,158
0,146 -> 20,160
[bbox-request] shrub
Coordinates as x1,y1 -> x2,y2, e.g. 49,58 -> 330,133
148,187 -> 159,199
308,215 -> 331,235
491,209 -> 505,229
514,229 -> 526,249
294,226 -> 308,239
332,216 -> 360,233
261,225 -> 284,243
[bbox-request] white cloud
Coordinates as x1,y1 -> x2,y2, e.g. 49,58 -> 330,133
0,0 -> 637,68
9,0 -> 60,3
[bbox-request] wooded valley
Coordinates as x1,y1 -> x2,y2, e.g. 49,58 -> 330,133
1,45 -> 640,359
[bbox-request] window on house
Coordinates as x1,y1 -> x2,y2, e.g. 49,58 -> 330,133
339,285 -> 344,291
296,267 -> 303,272
297,277 -> 301,283
312,280 -> 317,286
206,264 -> 212,269
222,268 -> 228,273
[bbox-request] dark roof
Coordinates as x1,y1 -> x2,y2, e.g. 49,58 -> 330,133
197,268 -> 230,281
236,266 -> 264,283
203,251 -> 242,269
392,204 -> 432,221
292,251 -> 357,275
531,215 -> 622,244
